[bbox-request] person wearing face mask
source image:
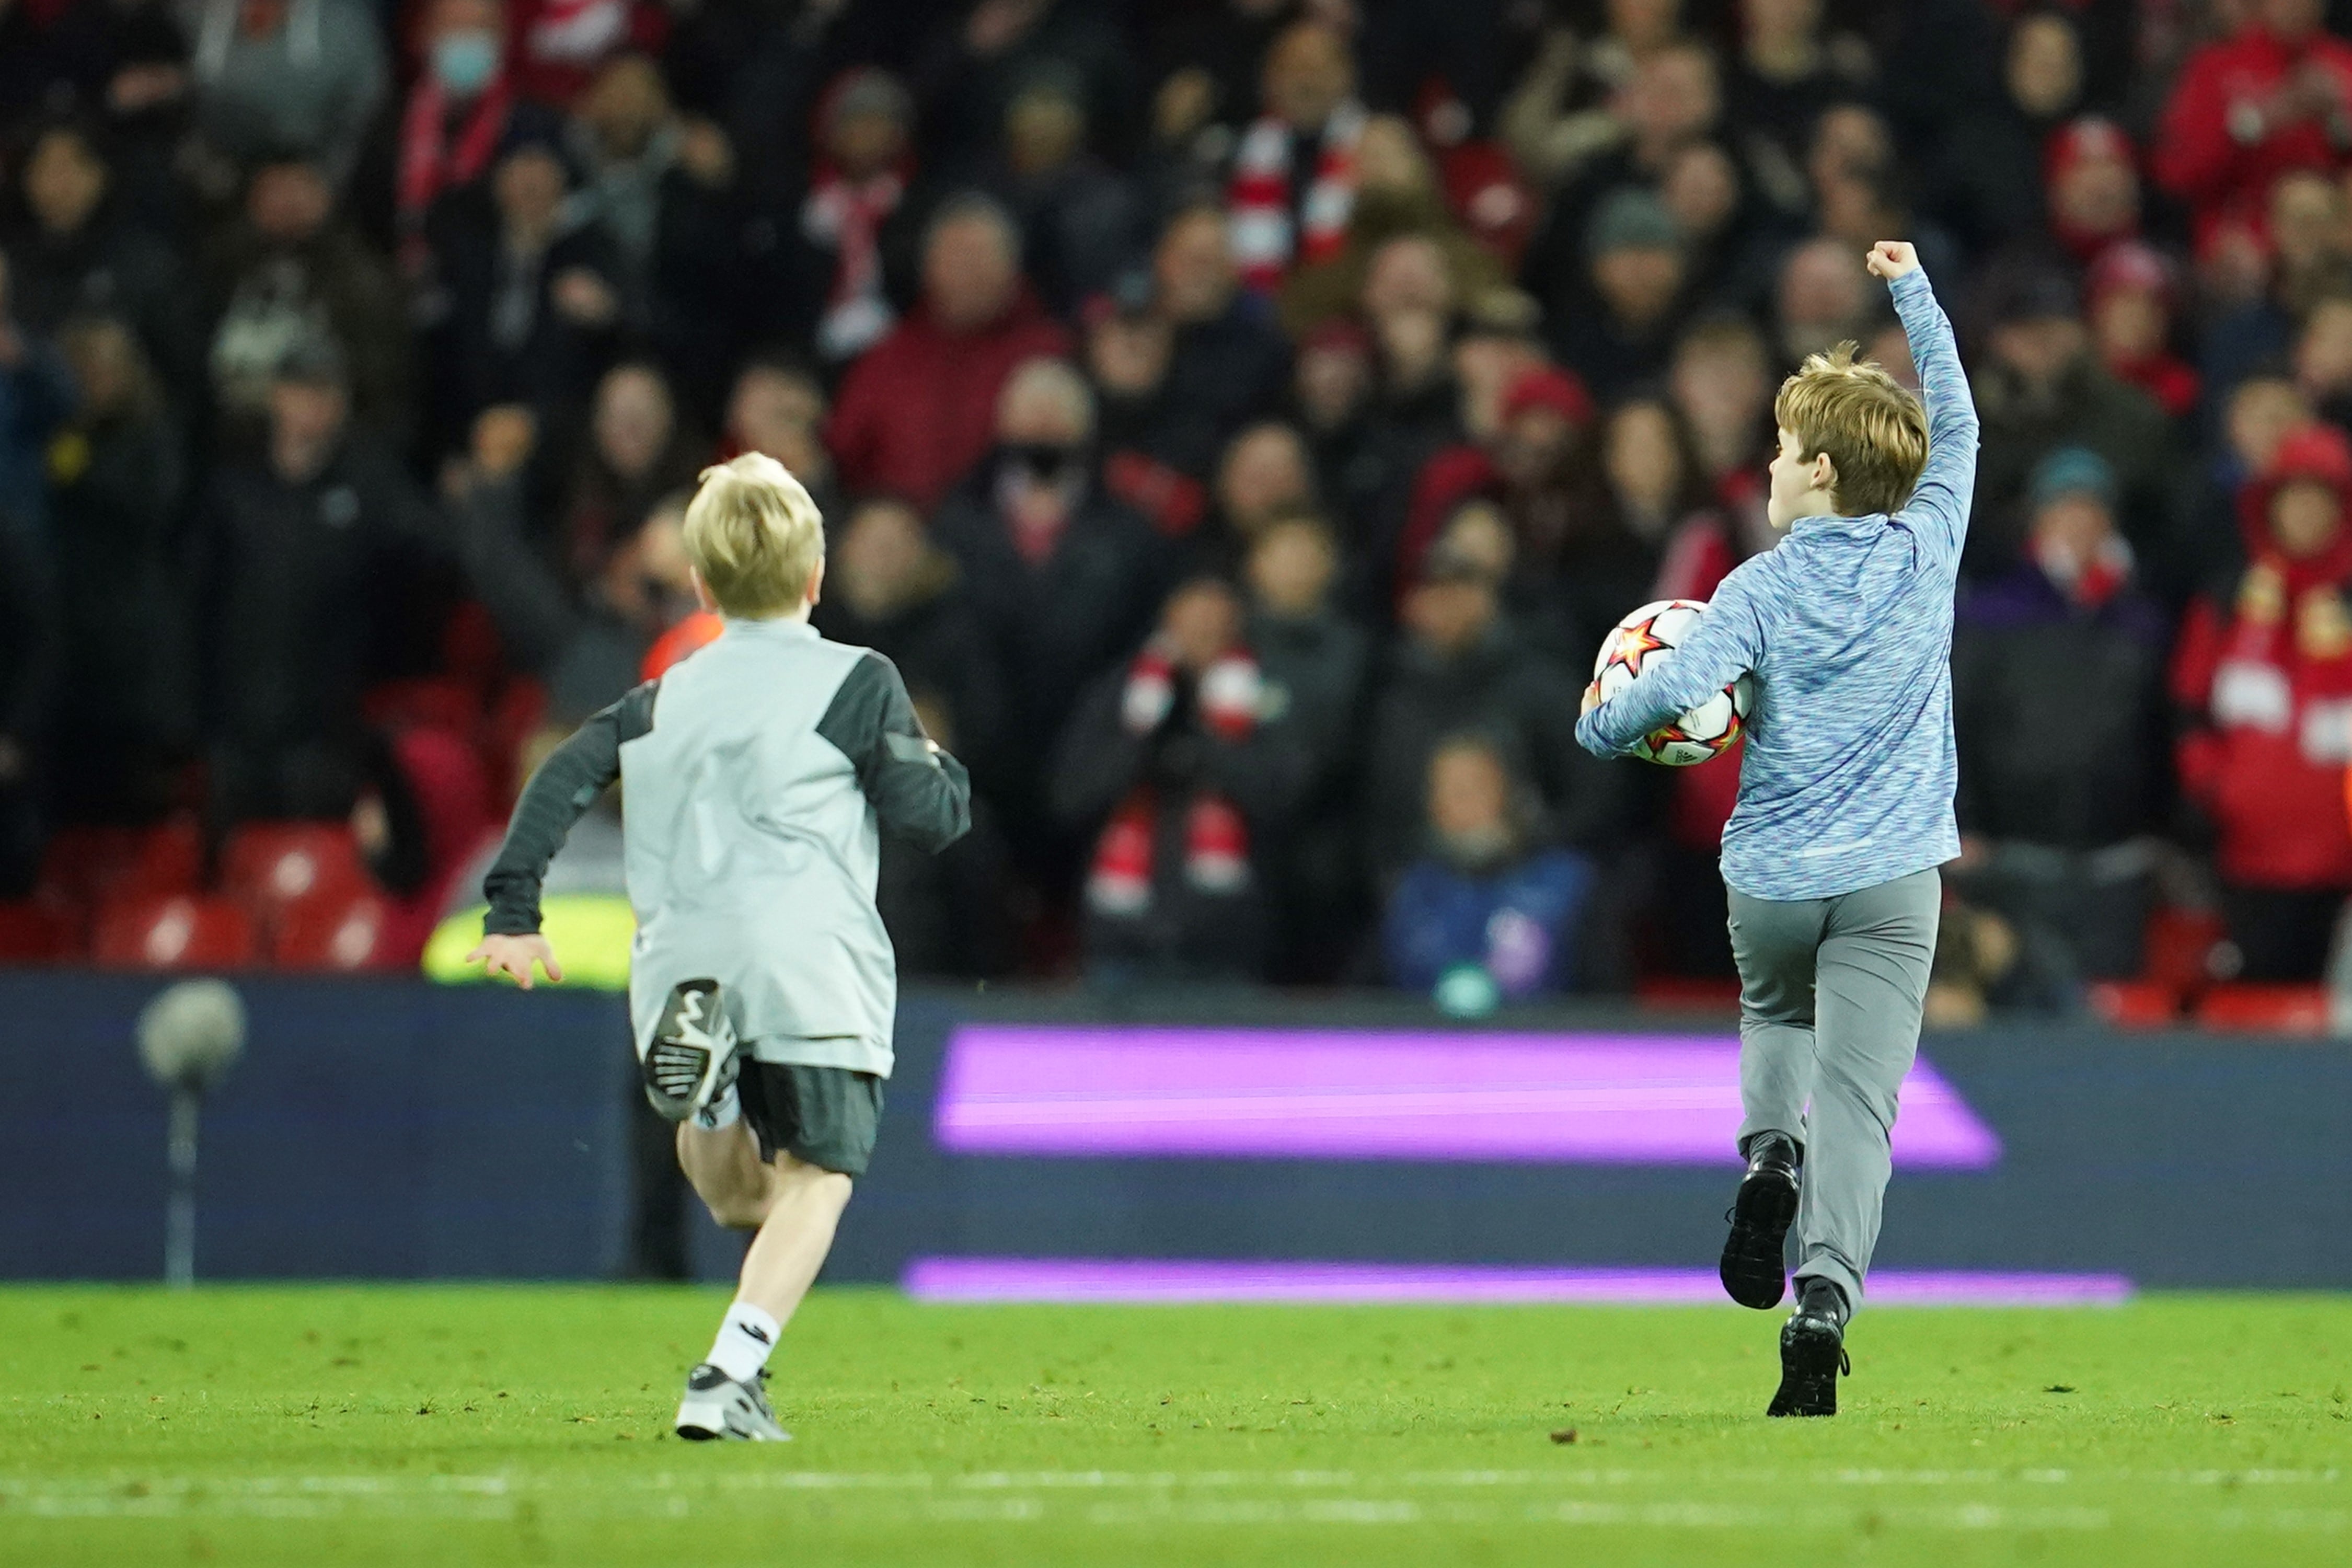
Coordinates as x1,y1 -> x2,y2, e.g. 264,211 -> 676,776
931,356 -> 1165,884
396,0 -> 533,259
1382,735 -> 1596,1000
1950,448 -> 2171,981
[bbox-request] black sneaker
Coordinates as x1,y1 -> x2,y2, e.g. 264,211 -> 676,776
675,1363 -> 791,1442
1766,1282 -> 1851,1418
641,979 -> 740,1124
1719,1132 -> 1801,1309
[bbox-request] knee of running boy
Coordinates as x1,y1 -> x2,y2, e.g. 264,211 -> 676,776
770,1152 -> 855,1211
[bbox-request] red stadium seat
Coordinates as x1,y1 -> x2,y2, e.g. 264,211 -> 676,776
0,901 -> 75,962
2194,985 -> 2331,1036
271,891 -> 397,971
91,894 -> 257,970
36,816 -> 203,919
2087,981 -> 2181,1029
221,822 -> 371,930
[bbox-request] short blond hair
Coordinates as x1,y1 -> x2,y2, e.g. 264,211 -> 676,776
681,453 -> 825,618
1773,341 -> 1929,516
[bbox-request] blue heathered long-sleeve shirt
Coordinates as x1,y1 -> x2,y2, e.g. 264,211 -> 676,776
1574,267 -> 1979,903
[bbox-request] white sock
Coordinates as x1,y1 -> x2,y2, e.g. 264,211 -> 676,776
694,1085 -> 741,1131
707,1300 -> 780,1383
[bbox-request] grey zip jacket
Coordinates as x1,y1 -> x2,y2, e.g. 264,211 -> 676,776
482,617 -> 972,1076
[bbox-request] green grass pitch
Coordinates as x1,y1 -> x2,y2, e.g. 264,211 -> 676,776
3,1286 -> 2348,1565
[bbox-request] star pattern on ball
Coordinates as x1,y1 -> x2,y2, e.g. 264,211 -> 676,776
1615,616 -> 1673,675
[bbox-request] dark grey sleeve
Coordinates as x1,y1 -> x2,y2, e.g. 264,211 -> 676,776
480,682 -> 658,935
817,652 -> 973,855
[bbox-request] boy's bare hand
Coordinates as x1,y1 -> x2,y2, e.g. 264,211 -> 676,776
465,933 -> 563,990
1581,679 -> 1602,718
1865,241 -> 1920,280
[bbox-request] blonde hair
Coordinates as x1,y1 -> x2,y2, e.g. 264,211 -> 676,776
681,453 -> 825,618
1772,341 -> 1929,516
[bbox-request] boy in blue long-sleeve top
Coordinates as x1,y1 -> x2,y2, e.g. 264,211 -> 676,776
1575,241 -> 1978,1417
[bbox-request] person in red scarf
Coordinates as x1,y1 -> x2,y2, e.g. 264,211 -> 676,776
1226,18 -> 1366,295
2174,422 -> 2352,981
2085,240 -> 2199,423
2153,0 -> 2352,251
397,0 -> 524,266
798,68 -> 915,366
1050,575 -> 1308,981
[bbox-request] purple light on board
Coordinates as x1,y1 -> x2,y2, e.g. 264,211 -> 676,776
902,1258 -> 2132,1308
932,1027 -> 2000,1167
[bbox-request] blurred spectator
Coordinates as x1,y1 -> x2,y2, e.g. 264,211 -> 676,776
1278,113 -> 1504,340
1772,234 -> 1880,366
2296,293 -> 2352,432
2173,423 -> 2352,981
183,0 -> 388,190
510,0 -> 668,107
1051,576 -> 1306,981
0,512 -> 55,894
1208,420 -> 1317,560
2173,372 -> 2315,610
1501,19 -> 1713,203
1363,540 -> 1623,881
2040,116 -> 2140,268
1953,448 -> 2172,978
912,0 -> 1138,178
1383,734 -> 1596,1000
813,493 -> 1006,793
2198,168 -> 2352,403
718,354 -> 837,518
1401,365 -> 1648,646
1148,202 -> 1291,479
1968,264 -> 2173,579
1085,281 -> 1205,535
877,690 -> 1017,981
827,192 -> 1069,509
4,118 -> 201,402
452,404 -> 696,717
416,131 -> 622,463
0,252 -> 76,539
2153,0 -> 2352,249
29,0 -> 194,226
561,53 -> 740,417
1552,187 -> 1688,401
1243,513 -> 1369,982
2086,241 -> 2198,425
205,153 -> 410,437
47,314 -> 193,822
1931,7 -> 2083,255
931,357 -> 1163,863
977,72 -> 1142,317
1923,897 -> 2080,1027
1668,313 -> 1773,509
1725,0 -> 1874,182
559,360 -> 704,587
791,68 -> 916,366
1228,18 -> 1366,294
395,0 -> 531,256
191,336 -> 445,824
1598,395 -> 1714,556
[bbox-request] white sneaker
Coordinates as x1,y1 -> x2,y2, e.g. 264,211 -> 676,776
640,979 -> 740,1124
675,1363 -> 790,1442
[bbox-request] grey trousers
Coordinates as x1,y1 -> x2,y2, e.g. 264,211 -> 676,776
1726,867 -> 1941,1314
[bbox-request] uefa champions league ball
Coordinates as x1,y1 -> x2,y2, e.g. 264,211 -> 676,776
1590,598 -> 1755,767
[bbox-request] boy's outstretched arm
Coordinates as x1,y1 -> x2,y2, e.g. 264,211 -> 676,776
818,652 -> 973,854
468,681 -> 654,987
1871,240 -> 1979,563
1575,570 -> 1770,758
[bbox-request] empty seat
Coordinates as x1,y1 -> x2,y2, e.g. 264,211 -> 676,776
272,890 -> 396,971
221,822 -> 371,929
2194,985 -> 2331,1036
0,901 -> 75,963
91,894 -> 257,970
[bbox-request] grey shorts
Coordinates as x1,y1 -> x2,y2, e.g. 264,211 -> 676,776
737,1063 -> 885,1177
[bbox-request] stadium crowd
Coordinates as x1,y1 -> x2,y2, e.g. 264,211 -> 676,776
4,0 -> 2352,1011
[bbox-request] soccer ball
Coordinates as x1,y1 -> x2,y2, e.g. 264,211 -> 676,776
1590,598 -> 1755,767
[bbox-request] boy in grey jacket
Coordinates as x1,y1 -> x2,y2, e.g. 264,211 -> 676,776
469,454 -> 970,1442
1576,241 -> 1979,1417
